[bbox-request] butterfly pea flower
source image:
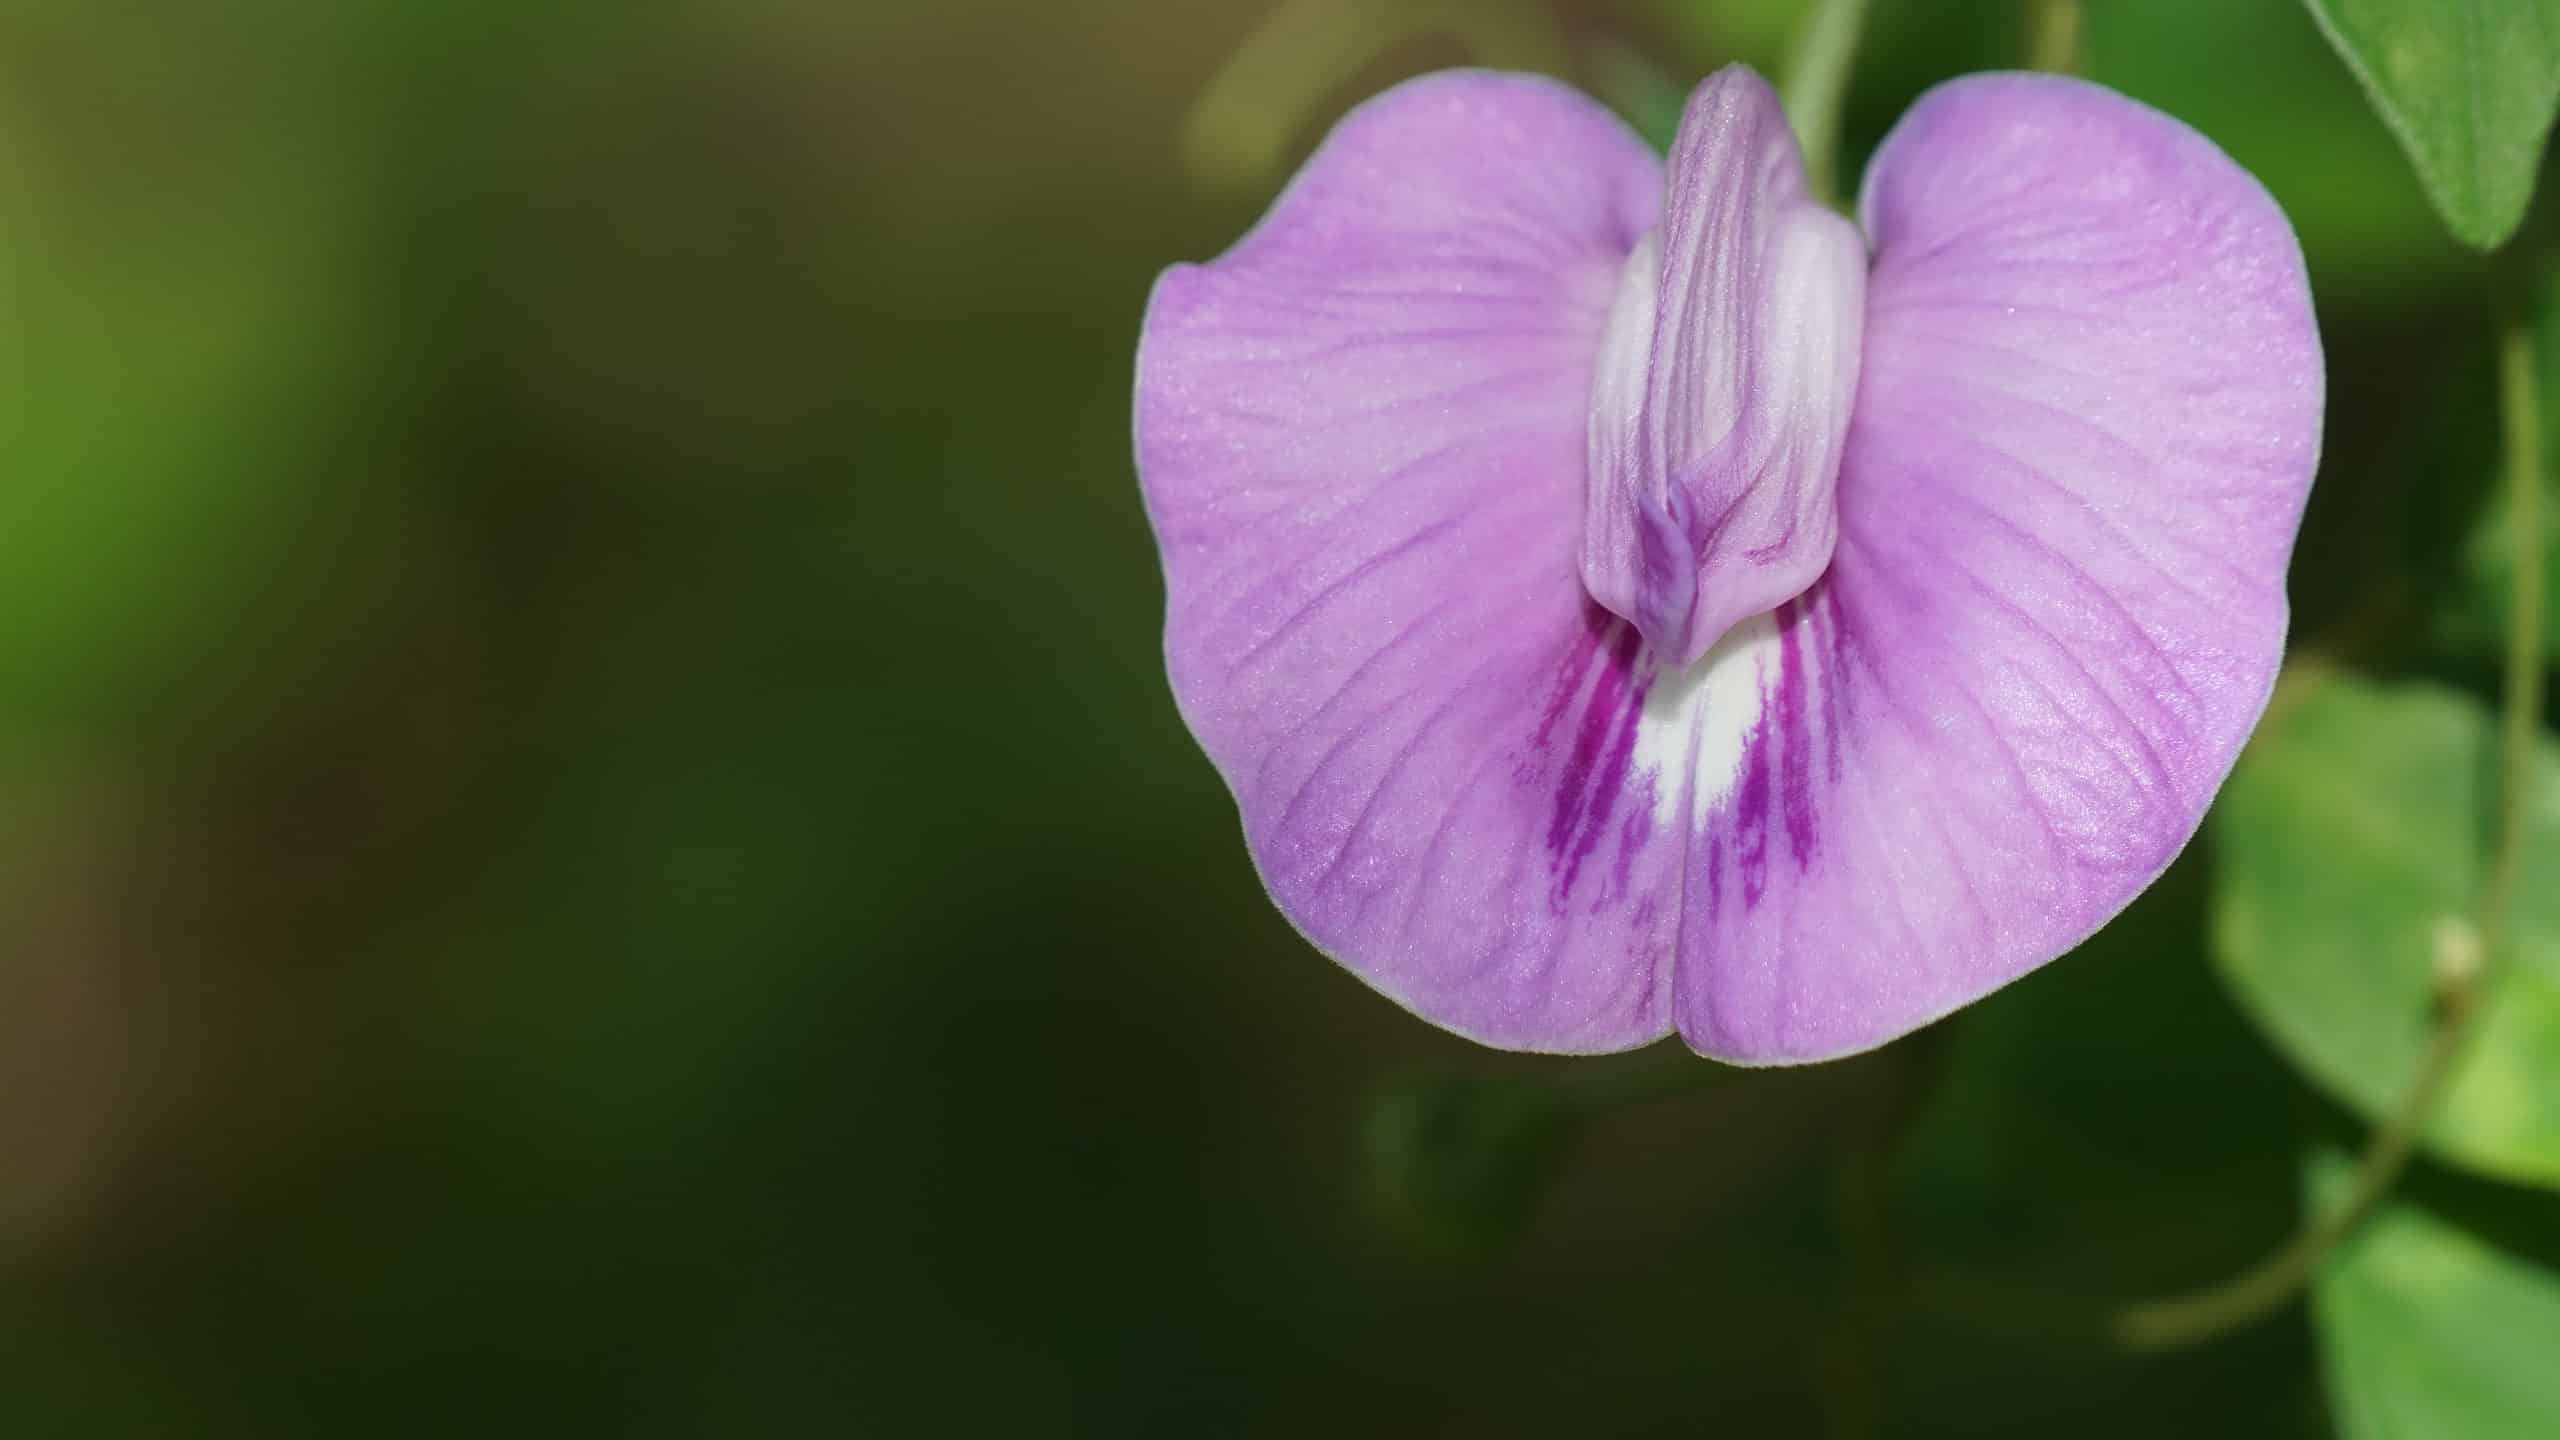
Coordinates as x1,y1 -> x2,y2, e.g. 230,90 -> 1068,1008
1134,66 -> 2322,1062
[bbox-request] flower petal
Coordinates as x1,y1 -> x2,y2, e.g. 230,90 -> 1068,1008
1580,67 -> 1866,666
1671,74 -> 2324,1061
1136,73 -> 1674,1050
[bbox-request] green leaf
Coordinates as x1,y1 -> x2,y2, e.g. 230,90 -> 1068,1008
2212,675 -> 2560,1187
2300,0 -> 2560,249
1360,1045 -> 1731,1258
2308,1146 -> 2560,1436
2091,0 -> 2469,292
1585,37 -> 1691,153
1178,0 -> 1568,188
1363,1069 -> 1580,1258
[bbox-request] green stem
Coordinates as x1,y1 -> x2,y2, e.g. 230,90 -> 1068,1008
2113,295 -> 2547,1353
2025,0 -> 2084,75
2111,982 -> 2483,1349
2491,296 -> 2549,952
1780,0 -> 1872,205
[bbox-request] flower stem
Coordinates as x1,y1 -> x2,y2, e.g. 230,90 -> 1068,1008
1780,0 -> 1872,206
2111,973 -> 2483,1349
2490,294 -> 2550,985
2025,0 -> 2084,75
2112,294 -> 2547,1353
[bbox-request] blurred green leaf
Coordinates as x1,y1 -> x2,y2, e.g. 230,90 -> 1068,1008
2300,0 -> 2560,249
1364,1069 -> 1579,1257
1180,0 -> 1566,188
2213,675 -> 2560,1188
0,8 -> 389,750
1586,36 -> 1690,152
2307,1145 -> 2560,1437
2091,0 -> 2469,291
1641,0 -> 1806,62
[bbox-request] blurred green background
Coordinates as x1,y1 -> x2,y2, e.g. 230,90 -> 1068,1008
1,0 -> 2549,1433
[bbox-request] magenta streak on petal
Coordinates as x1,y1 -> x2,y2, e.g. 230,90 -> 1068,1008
1729,673 -> 1772,908
1820,592 -> 1848,787
1543,615 -> 1650,908
1774,600 -> 1817,869
1525,607 -> 1613,764
1609,794 -> 1654,910
1576,635 -> 1650,884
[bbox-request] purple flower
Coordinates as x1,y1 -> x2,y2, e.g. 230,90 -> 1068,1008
1134,67 -> 2322,1062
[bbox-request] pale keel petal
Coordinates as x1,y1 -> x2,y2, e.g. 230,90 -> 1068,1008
1579,67 -> 1865,666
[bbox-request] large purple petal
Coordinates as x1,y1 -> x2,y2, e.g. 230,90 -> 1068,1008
1136,73 -> 1675,1050
1582,67 -> 1865,666
1671,74 -> 2324,1061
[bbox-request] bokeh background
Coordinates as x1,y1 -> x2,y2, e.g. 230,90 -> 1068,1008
1,0 -> 2546,1433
